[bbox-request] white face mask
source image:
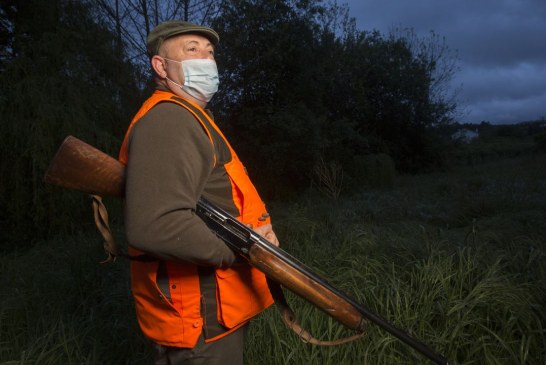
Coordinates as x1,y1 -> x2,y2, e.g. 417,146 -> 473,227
164,58 -> 219,102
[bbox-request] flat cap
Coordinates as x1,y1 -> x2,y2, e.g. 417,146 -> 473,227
146,20 -> 219,57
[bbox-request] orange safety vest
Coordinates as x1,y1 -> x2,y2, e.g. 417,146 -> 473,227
119,90 -> 274,348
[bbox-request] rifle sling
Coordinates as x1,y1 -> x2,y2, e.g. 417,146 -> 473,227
92,195 -> 155,263
266,277 -> 366,346
92,195 -> 365,346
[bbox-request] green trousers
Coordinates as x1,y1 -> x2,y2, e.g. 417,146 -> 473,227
153,324 -> 247,365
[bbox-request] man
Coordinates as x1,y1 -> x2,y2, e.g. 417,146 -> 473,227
118,21 -> 279,365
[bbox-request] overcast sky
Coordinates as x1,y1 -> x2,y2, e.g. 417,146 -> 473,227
345,0 -> 546,124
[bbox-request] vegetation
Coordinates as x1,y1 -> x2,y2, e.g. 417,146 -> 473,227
1,151 -> 545,364
1,1 -> 545,364
0,0 -> 145,247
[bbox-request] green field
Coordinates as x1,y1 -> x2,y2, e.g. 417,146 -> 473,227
1,153 -> 545,364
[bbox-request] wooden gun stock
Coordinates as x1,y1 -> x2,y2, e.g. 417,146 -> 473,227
44,136 -> 125,198
44,136 -> 449,365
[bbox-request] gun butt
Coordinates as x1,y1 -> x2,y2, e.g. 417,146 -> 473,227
44,136 -> 125,198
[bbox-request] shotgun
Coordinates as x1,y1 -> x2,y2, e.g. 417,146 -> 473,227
43,135 -> 449,365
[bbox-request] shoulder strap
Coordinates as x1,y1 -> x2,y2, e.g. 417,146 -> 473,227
92,195 -> 154,263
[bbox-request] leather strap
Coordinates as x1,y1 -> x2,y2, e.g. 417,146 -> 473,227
92,195 -> 119,263
92,195 -> 155,263
266,279 -> 366,346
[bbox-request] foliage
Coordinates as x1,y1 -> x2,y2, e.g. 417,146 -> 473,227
0,232 -> 151,364
211,0 -> 326,197
1,154 -> 545,364
209,0 -> 459,197
454,135 -> 536,166
534,132 -> 546,152
94,0 -> 221,72
0,0 -> 144,247
343,29 -> 458,173
2,3 -> 542,362
311,157 -> 344,200
347,153 -> 396,190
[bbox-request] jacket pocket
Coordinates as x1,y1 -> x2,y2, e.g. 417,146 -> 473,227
215,265 -> 274,328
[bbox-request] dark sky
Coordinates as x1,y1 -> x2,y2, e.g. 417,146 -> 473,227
345,0 -> 546,124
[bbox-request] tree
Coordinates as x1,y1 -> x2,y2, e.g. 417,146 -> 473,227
0,0 -> 141,247
210,0 -> 335,197
94,0 -> 221,75
392,28 -> 460,126
324,27 -> 459,173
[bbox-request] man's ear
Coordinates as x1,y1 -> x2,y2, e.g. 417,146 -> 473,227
151,55 -> 167,78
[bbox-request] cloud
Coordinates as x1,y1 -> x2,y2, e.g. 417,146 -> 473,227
347,0 -> 546,123
455,61 -> 546,123
459,62 -> 546,102
462,91 -> 546,124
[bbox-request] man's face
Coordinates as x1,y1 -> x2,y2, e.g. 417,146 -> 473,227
160,34 -> 215,95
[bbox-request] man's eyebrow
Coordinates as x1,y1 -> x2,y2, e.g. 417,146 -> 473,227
183,39 -> 213,47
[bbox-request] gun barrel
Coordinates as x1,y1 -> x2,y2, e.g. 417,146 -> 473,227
197,198 -> 449,365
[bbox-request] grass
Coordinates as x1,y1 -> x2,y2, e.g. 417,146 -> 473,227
0,234 -> 152,364
1,154 -> 545,364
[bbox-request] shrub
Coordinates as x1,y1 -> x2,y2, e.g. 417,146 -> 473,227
534,132 -> 546,153
348,153 -> 397,190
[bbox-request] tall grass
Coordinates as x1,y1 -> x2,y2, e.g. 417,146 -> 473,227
1,154 -> 545,364
0,233 -> 152,364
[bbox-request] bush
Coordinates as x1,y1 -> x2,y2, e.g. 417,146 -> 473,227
534,132 -> 546,153
348,153 -> 397,190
